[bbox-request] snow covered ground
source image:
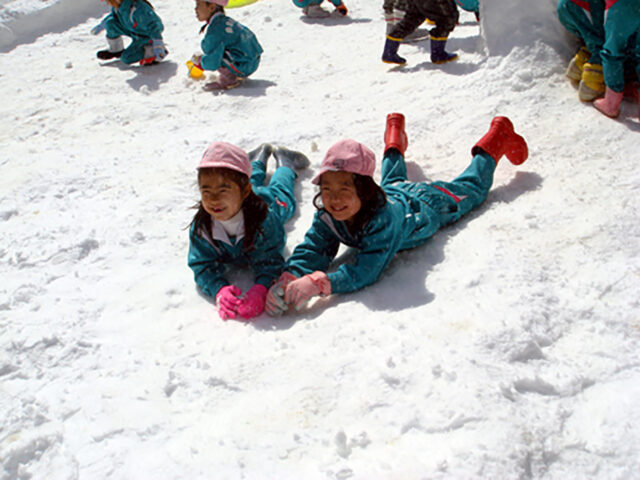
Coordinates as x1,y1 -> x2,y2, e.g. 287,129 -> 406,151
1,0 -> 639,478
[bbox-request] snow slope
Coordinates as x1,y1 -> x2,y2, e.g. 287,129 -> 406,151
1,0 -> 639,478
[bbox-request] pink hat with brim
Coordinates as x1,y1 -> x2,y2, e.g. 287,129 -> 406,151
311,139 -> 376,185
202,0 -> 229,5
198,141 -> 251,177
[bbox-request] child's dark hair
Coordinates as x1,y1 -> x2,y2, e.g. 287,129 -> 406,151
313,173 -> 387,234
190,167 -> 268,252
200,4 -> 225,33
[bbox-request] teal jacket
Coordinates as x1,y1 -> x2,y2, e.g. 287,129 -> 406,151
201,13 -> 263,77
105,0 -> 164,40
188,208 -> 285,298
285,194 -> 441,294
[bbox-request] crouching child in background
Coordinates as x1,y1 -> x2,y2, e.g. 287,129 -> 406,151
92,0 -> 167,66
189,0 -> 263,91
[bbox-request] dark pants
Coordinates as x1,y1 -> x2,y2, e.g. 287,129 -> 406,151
389,0 -> 458,39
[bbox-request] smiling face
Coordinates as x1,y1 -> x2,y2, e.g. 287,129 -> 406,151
199,169 -> 251,222
319,171 -> 362,223
195,0 -> 217,22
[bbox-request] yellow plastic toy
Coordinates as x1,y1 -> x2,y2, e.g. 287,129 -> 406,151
227,0 -> 260,8
186,60 -> 204,78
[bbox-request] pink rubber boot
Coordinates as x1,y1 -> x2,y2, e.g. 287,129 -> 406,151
594,87 -> 623,118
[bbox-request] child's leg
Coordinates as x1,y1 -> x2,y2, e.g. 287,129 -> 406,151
265,167 -> 297,224
104,16 -> 126,42
293,0 -> 322,8
424,0 -> 458,39
120,38 -> 149,64
601,0 -> 640,93
248,144 -> 273,188
250,159 -> 267,188
557,0 -> 604,65
388,3 -> 427,39
97,17 -> 126,58
429,152 -> 495,227
380,149 -> 408,187
380,113 -> 408,186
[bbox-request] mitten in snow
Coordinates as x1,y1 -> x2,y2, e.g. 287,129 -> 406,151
265,272 -> 297,316
216,285 -> 242,320
237,284 -> 268,319
284,271 -> 331,311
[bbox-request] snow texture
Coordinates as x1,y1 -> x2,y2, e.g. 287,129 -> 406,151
1,0 -> 639,478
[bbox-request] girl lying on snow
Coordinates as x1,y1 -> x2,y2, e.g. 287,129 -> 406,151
188,142 -> 309,320
265,113 -> 529,316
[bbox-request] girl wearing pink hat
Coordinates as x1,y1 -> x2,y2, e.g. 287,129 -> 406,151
265,113 -> 529,316
189,0 -> 263,91
188,142 -> 309,320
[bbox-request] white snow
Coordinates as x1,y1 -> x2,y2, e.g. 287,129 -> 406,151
1,0 -> 640,478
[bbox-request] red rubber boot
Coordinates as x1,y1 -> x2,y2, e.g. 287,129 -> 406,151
384,113 -> 408,155
471,116 -> 528,165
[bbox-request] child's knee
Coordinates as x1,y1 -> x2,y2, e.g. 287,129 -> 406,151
120,43 -> 146,64
293,0 -> 316,7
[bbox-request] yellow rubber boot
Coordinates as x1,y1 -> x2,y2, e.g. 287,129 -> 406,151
579,63 -> 605,102
566,46 -> 590,82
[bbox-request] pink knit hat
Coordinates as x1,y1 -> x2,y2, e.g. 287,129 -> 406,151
198,141 -> 251,177
311,139 -> 376,184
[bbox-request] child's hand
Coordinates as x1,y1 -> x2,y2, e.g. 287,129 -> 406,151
216,285 -> 242,320
152,39 -> 167,60
265,272 -> 297,316
284,271 -> 331,311
191,54 -> 203,68
237,284 -> 268,319
90,17 -> 107,35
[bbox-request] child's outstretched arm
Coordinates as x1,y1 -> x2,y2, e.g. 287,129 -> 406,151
286,214 -> 341,278
187,228 -> 231,299
246,214 -> 287,291
325,206 -> 405,294
90,15 -> 109,35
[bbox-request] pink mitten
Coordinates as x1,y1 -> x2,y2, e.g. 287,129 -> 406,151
216,285 -> 242,320
265,272 -> 297,316
284,271 -> 331,311
237,284 -> 268,319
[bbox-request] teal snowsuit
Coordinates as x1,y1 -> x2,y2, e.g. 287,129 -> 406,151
104,0 -> 164,64
455,0 -> 479,14
600,0 -> 640,92
188,164 -> 296,298
201,12 -> 263,77
292,0 -> 343,10
285,151 -> 496,294
557,0 -> 605,64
